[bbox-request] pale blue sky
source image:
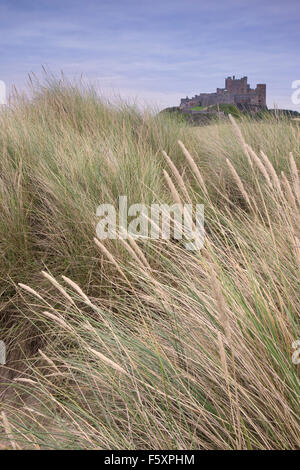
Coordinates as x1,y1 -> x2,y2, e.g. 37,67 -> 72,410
0,0 -> 299,109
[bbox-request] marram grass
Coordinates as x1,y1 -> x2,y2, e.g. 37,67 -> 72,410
0,81 -> 299,450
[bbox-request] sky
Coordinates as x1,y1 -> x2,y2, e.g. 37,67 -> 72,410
0,0 -> 299,110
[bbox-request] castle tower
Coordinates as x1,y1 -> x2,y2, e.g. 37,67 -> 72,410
255,84 -> 266,106
225,76 -> 248,93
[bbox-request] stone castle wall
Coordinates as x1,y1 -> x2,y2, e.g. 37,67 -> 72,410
180,76 -> 266,109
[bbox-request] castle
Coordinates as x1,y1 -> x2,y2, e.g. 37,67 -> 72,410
180,76 -> 266,110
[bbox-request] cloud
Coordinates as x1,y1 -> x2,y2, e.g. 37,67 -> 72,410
0,0 -> 299,109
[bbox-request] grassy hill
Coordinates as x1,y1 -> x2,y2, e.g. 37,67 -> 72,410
0,80 -> 299,449
163,104 -> 300,124
191,103 -> 242,115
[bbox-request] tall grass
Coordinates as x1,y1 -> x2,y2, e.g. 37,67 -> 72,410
0,80 -> 299,449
